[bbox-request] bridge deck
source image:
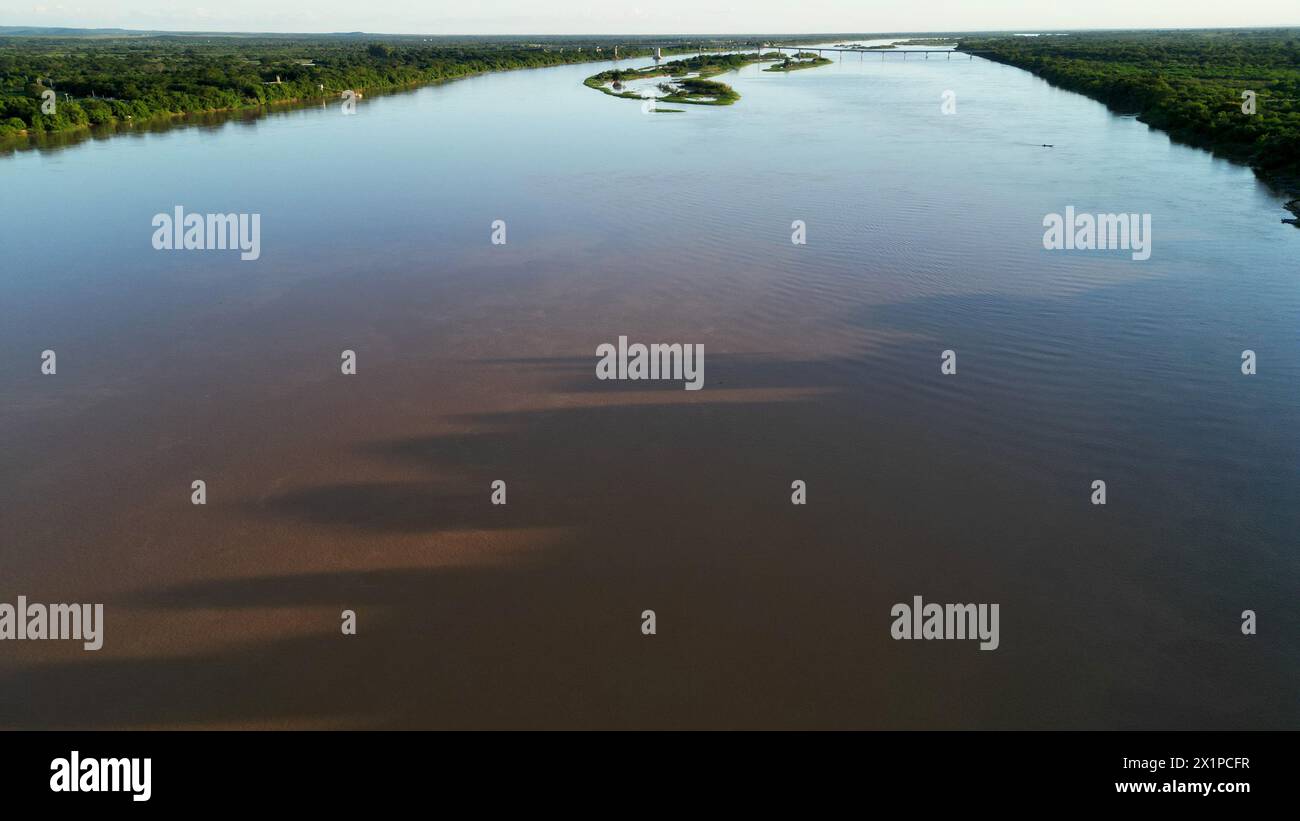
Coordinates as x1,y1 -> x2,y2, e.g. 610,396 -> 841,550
769,46 -> 991,55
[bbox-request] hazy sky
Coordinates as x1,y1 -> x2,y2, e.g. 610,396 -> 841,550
3,1 -> 1298,35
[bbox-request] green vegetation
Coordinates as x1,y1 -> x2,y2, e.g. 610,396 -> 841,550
957,30 -> 1300,204
0,33 -> 777,139
764,54 -> 834,72
584,74 -> 644,99
662,77 -> 741,105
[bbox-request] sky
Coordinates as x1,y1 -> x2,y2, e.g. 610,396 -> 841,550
2,1 -> 1298,35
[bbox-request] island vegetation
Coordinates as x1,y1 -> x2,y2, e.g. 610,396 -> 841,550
957,29 -> 1300,217
664,77 -> 740,105
764,53 -> 834,71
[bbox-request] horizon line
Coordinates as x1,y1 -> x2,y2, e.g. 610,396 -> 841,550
3,23 -> 1300,38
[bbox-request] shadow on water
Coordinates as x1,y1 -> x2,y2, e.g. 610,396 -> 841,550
1,281 -> 1297,729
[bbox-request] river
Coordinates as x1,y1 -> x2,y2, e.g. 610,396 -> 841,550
0,42 -> 1296,728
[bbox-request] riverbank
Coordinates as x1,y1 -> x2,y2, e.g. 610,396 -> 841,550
957,30 -> 1300,224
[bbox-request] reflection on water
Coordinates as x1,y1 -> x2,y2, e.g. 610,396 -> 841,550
0,43 -> 1297,729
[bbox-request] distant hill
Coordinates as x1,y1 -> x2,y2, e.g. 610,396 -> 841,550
0,26 -> 148,37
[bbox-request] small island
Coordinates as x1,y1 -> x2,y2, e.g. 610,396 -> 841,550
764,53 -> 834,71
584,51 -> 788,107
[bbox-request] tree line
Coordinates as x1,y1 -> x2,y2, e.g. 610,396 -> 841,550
0,35 -> 677,137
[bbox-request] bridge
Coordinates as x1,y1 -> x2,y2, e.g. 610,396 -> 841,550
613,43 -> 995,63
767,45 -> 994,60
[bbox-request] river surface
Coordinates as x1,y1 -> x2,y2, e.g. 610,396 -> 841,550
0,41 -> 1296,728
